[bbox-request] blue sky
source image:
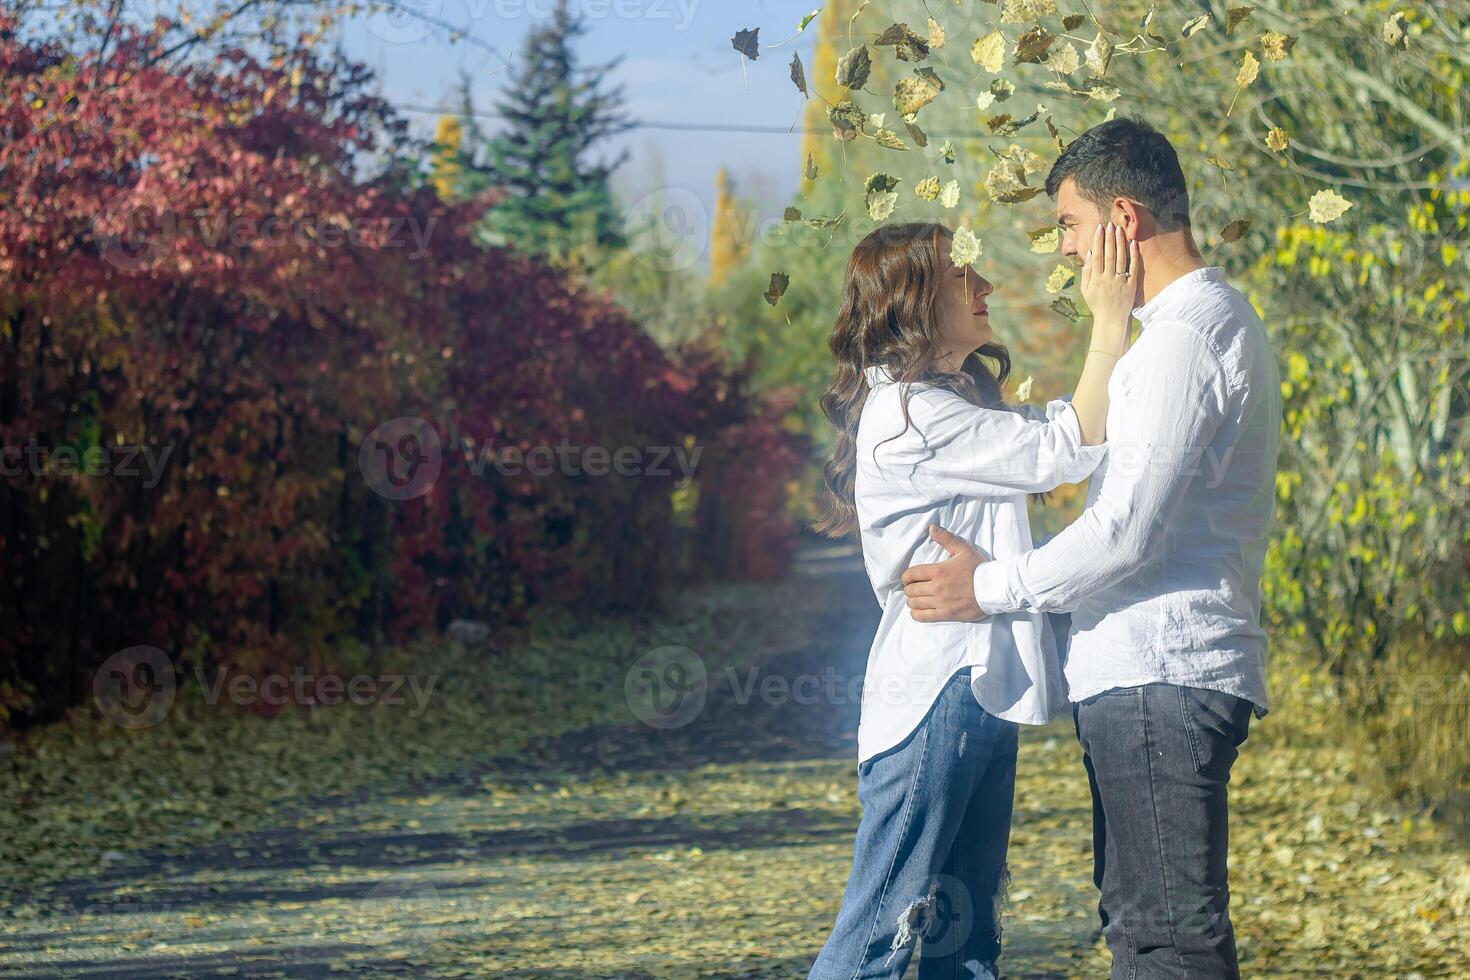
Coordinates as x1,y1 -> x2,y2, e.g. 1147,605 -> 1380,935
339,0 -> 822,222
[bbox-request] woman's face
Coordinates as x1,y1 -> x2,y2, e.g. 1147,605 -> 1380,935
934,250 -> 994,367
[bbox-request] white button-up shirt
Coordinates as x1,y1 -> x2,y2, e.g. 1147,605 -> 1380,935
852,365 -> 1107,764
972,266 -> 1280,716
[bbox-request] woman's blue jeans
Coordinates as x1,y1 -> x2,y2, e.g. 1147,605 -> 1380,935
808,667 -> 1019,980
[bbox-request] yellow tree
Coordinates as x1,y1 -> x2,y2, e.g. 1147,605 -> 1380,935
799,2 -> 851,195
430,115 -> 465,202
709,166 -> 747,286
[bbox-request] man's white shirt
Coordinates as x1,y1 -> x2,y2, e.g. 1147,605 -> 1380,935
971,266 -> 1281,715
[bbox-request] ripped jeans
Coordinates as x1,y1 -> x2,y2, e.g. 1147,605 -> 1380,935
808,667 -> 1018,980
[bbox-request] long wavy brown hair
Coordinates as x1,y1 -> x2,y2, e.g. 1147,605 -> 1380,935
813,222 -> 1013,538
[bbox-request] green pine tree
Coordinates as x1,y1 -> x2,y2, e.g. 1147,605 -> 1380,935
475,0 -> 630,260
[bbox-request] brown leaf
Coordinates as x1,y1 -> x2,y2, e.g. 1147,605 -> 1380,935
836,45 -> 872,89
875,23 -> 930,62
1015,27 -> 1057,65
763,272 -> 789,306
789,52 -> 808,98
731,28 -> 760,61
1220,218 -> 1251,243
829,101 -> 865,141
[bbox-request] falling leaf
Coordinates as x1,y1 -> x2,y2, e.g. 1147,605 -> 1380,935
940,180 -> 960,209
875,23 -> 930,62
1045,114 -> 1065,151
915,176 -> 942,201
1382,11 -> 1409,50
1086,32 -> 1113,77
1087,84 -> 1122,103
783,206 -> 803,223
1016,376 -> 1035,401
905,119 -> 928,148
937,140 -> 956,165
1265,126 -> 1289,151
1220,218 -> 1252,242
1207,154 -> 1235,171
1260,31 -> 1297,61
976,92 -> 997,111
991,78 -> 1017,100
1001,0 -> 1058,25
1028,226 -> 1060,253
789,53 -> 808,98
867,191 -> 899,221
1227,5 -> 1255,34
987,113 -> 1015,134
1063,13 -> 1086,30
869,112 -> 887,129
798,8 -> 821,34
950,226 -> 982,266
1045,42 -> 1081,75
763,272 -> 789,306
985,158 -> 1042,203
873,129 -> 909,151
731,28 -> 760,61
1045,263 -> 1076,293
1140,3 -> 1157,32
1015,27 -> 1057,65
865,173 -> 900,195
1051,295 -> 1081,320
971,31 -> 1008,73
926,17 -> 946,49
829,101 -> 865,140
1307,189 -> 1352,223
1236,50 -> 1260,88
1180,13 -> 1212,38
836,45 -> 872,89
866,173 -> 901,219
805,153 -> 819,181
894,73 -> 942,115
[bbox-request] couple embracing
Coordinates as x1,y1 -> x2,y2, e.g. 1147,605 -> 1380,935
807,116 -> 1281,980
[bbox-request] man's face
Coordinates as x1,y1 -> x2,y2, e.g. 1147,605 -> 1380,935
1054,177 -> 1110,266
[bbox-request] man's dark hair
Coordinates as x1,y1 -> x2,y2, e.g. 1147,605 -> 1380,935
1045,115 -> 1191,231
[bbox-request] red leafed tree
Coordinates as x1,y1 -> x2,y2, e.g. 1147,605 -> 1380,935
0,17 -> 807,728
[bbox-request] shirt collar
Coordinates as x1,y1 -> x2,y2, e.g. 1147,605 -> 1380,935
864,364 -> 898,386
1132,266 -> 1225,323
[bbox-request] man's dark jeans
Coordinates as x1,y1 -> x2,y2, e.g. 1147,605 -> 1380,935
1074,683 -> 1254,980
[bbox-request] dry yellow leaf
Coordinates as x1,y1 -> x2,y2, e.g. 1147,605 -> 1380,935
1308,188 -> 1352,223
1236,50 -> 1260,87
971,31 -> 1007,73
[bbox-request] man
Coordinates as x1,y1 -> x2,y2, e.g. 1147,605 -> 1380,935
901,115 -> 1281,979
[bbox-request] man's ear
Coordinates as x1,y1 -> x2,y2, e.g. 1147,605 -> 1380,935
1112,198 -> 1146,240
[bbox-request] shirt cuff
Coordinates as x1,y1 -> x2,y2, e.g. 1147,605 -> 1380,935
973,558 -> 1017,616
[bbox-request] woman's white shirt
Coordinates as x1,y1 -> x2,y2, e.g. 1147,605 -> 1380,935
852,365 -> 1107,764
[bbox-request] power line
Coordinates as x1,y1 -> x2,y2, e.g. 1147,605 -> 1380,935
392,101 -> 814,136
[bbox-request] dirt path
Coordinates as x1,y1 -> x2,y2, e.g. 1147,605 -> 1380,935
1,544 -> 1464,977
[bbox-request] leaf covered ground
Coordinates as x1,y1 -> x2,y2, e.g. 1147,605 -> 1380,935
1,547 -> 1466,977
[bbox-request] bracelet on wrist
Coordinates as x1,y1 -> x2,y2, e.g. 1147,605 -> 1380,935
1088,347 -> 1122,360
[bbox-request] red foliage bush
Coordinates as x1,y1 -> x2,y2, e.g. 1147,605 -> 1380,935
0,21 -> 807,728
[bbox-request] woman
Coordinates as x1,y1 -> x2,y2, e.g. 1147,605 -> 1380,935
807,221 -> 1139,978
